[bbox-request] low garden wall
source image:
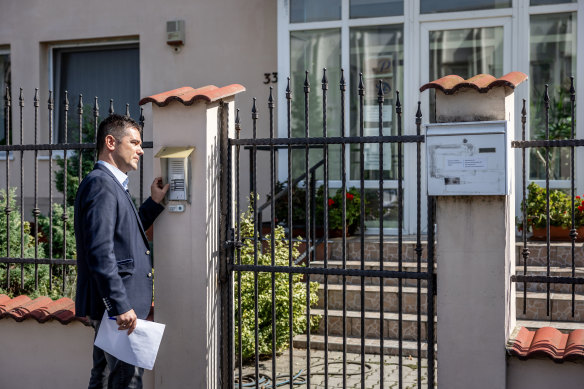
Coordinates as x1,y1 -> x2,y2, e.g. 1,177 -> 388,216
0,319 -> 154,388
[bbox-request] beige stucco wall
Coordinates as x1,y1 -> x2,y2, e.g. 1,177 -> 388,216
507,357 -> 584,388
0,0 -> 275,214
436,196 -> 516,389
0,319 -> 153,388
150,97 -> 235,388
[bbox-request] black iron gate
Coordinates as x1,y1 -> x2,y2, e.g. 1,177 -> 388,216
220,70 -> 436,389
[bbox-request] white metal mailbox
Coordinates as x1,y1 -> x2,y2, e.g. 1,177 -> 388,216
426,120 -> 510,196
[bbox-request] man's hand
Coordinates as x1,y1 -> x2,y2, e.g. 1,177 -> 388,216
117,309 -> 138,335
151,177 -> 169,204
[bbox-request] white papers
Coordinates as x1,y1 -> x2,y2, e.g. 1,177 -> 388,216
94,311 -> 165,370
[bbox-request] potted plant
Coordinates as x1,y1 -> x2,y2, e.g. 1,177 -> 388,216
315,186 -> 363,237
517,182 -> 584,241
271,182 -> 363,238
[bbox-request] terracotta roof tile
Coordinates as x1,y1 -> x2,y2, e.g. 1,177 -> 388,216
139,84 -> 246,107
0,294 -> 88,325
420,71 -> 528,94
0,294 -> 31,315
509,326 -> 584,362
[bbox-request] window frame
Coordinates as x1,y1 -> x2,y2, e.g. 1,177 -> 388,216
48,39 -> 139,145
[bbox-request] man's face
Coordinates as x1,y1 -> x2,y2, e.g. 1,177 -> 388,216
111,126 -> 143,173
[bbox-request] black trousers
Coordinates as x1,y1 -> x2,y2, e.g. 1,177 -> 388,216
88,319 -> 144,389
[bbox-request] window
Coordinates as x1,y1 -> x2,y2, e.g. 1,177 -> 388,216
284,1 -> 406,231
52,43 -> 139,143
350,0 -> 403,18
290,29 -> 342,182
429,26 -> 504,122
350,25 -> 403,181
420,0 -> 511,14
529,12 -> 577,181
0,50 -> 10,146
530,0 -> 575,5
279,0 -> 579,233
290,0 -> 341,23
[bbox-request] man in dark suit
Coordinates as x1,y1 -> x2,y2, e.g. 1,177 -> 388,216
74,114 -> 169,389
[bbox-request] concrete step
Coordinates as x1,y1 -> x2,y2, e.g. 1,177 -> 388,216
515,242 -> 584,268
292,334 -> 430,357
516,319 -> 584,333
310,308 -> 432,340
515,265 -> 584,293
316,238 -> 584,268
316,284 -> 428,313
315,237 -> 428,262
516,290 -> 584,322
310,260 -> 430,287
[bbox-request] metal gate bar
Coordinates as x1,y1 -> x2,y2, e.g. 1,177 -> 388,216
512,77 -> 584,317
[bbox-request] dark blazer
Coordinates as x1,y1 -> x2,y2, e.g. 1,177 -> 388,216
74,163 -> 164,320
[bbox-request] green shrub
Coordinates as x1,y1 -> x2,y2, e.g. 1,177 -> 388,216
235,205 -> 320,361
0,188 -> 61,298
37,203 -> 76,261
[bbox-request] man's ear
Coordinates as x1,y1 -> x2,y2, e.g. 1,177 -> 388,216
104,135 -> 116,151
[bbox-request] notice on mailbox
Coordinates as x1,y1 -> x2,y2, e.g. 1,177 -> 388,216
444,157 -> 488,170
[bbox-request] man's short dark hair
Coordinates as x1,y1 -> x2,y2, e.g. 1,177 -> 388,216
96,114 -> 141,153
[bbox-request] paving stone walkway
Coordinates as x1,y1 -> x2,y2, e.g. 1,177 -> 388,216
236,348 -> 434,388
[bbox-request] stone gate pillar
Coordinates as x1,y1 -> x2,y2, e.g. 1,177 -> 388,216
420,73 -> 527,389
140,84 -> 244,389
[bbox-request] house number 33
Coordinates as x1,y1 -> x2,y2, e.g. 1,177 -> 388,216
264,72 -> 278,84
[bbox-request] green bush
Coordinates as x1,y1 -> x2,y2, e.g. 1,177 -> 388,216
37,204 -> 76,261
0,188 -> 61,298
235,205 -> 320,361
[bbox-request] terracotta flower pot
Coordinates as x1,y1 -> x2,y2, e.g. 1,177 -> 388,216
531,225 -> 584,242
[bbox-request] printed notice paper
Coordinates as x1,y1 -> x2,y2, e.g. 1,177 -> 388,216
94,311 -> 165,370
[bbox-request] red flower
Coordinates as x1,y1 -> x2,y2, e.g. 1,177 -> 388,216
346,193 -> 354,200
578,205 -> 584,212
328,198 -> 335,206
577,196 -> 581,200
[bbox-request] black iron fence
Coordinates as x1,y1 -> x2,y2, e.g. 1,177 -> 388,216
222,69 -> 435,389
0,86 -> 151,296
512,77 -> 584,317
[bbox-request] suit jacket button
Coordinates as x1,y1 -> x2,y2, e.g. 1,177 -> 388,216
146,250 -> 151,255
147,273 -> 153,278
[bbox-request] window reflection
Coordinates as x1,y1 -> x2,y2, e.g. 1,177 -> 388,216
290,0 -> 341,23
529,13 -> 577,180
421,0 -> 510,14
429,27 -> 504,122
530,0 -> 575,5
290,29 -> 342,181
350,0 -> 403,18
350,25 -> 404,182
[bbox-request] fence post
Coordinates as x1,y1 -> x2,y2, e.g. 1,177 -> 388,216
140,84 -> 244,389
421,73 -> 527,389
